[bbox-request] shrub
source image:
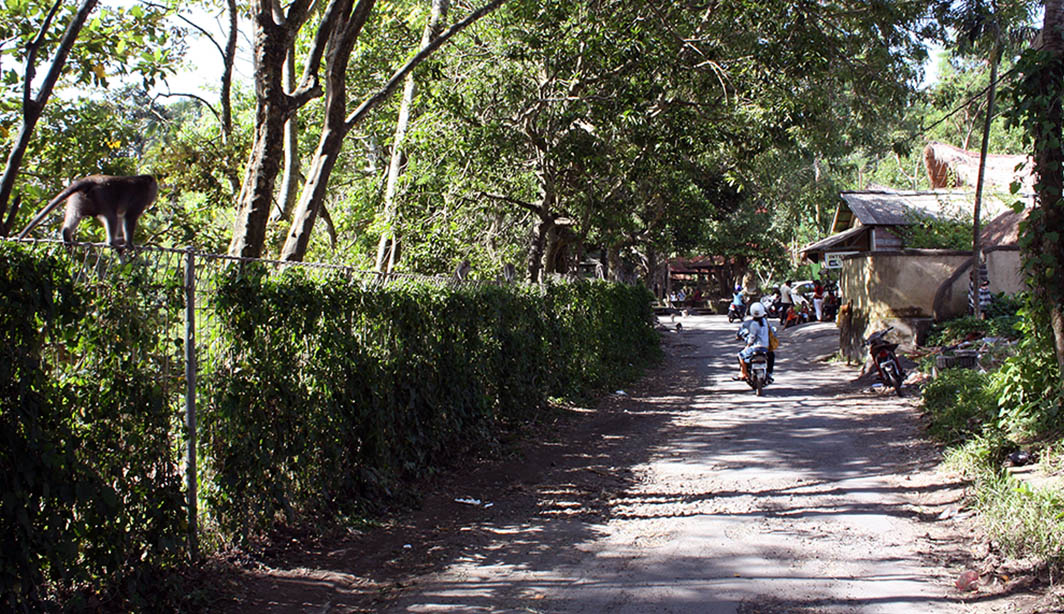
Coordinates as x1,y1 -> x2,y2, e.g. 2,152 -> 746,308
200,268 -> 660,541
927,316 -> 991,346
921,368 -> 998,443
0,245 -> 188,612
946,439 -> 1064,564
989,306 -> 1062,438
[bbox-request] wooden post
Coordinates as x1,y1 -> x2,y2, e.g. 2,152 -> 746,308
183,247 -> 199,559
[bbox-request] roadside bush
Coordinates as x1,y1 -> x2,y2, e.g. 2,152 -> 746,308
947,439 -> 1064,564
927,311 -> 1021,347
985,292 -> 1025,320
0,245 -> 188,612
989,307 -> 1062,438
2,243 -> 660,606
200,268 -> 659,540
925,300 -> 1064,570
921,368 -> 998,443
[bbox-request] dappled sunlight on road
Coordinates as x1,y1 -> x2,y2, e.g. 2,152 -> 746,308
370,315 -> 1003,614
227,315 -> 1005,614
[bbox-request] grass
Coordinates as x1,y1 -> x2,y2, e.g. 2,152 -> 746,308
945,437 -> 1064,564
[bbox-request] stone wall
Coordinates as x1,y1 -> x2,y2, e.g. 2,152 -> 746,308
838,250 -> 973,361
985,247 -> 1024,295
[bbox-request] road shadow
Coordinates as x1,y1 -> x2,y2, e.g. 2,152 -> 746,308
213,315 -> 1014,614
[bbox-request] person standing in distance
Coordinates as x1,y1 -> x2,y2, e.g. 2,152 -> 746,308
778,280 -> 794,326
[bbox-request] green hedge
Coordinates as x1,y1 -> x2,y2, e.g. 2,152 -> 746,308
2,245 -> 660,608
0,245 -> 187,612
200,269 -> 660,538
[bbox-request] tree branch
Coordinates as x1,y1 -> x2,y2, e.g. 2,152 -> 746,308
23,0 -> 64,113
344,0 -> 506,131
153,91 -> 223,125
480,191 -> 540,215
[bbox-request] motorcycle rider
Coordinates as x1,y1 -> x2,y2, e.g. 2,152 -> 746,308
729,284 -> 746,318
735,302 -> 775,383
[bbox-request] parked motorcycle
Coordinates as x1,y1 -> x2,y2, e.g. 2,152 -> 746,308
759,294 -> 780,318
727,302 -> 746,322
864,326 -> 905,394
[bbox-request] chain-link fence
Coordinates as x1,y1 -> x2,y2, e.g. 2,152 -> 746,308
2,237 -> 663,610
2,238 -> 472,555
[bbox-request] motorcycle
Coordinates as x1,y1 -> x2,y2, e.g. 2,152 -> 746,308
864,326 -> 905,394
745,349 -> 771,396
759,294 -> 780,318
727,302 -> 746,323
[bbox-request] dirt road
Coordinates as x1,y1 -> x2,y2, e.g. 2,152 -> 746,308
221,316 -> 1026,613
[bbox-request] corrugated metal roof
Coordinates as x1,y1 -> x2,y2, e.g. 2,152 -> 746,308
834,189 -> 1019,231
799,225 -> 867,255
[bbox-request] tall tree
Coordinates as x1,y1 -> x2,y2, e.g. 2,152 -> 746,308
395,0 -> 932,281
278,0 -> 504,261
226,0 -> 330,258
0,0 -> 97,234
1008,0 -> 1064,374
374,0 -> 451,273
946,0 -> 1037,318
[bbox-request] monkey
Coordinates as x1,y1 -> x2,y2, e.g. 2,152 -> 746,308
501,262 -> 516,283
454,259 -> 471,281
17,174 -> 158,250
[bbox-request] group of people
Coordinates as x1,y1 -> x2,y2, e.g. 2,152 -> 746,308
668,286 -> 704,308
776,278 -> 838,326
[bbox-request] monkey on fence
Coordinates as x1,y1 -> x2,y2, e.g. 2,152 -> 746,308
501,262 -> 516,283
17,174 -> 158,251
454,259 -> 471,281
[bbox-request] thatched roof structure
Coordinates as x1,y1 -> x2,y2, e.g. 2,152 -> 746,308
980,209 -> 1026,248
923,141 -> 1033,191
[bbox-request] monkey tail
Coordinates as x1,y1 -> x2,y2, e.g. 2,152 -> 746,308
16,180 -> 89,240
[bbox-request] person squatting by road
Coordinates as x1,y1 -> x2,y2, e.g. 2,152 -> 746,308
735,302 -> 776,382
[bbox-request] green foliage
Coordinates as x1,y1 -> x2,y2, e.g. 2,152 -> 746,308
200,269 -> 659,540
0,245 -> 188,611
921,368 -> 998,443
0,1 -> 179,105
897,209 -> 972,250
989,307 -> 1063,437
1004,34 -> 1064,313
1,241 -> 659,607
946,437 -> 1064,564
927,311 -> 1021,346
921,303 -> 1061,443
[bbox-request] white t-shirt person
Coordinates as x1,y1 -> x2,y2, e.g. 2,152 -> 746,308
779,281 -> 793,305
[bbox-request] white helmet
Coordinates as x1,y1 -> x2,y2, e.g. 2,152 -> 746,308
749,302 -> 766,318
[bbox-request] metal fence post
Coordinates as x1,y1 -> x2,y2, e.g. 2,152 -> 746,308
183,247 -> 199,559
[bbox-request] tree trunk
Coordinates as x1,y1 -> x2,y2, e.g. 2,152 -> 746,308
0,0 -> 99,229
229,85 -> 290,258
280,0 -> 505,261
272,42 -> 303,226
227,0 -> 333,258
375,0 -> 451,272
528,217 -> 551,283
228,0 -> 311,258
971,39 -> 1000,319
1031,0 -> 1064,373
221,0 -> 239,138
